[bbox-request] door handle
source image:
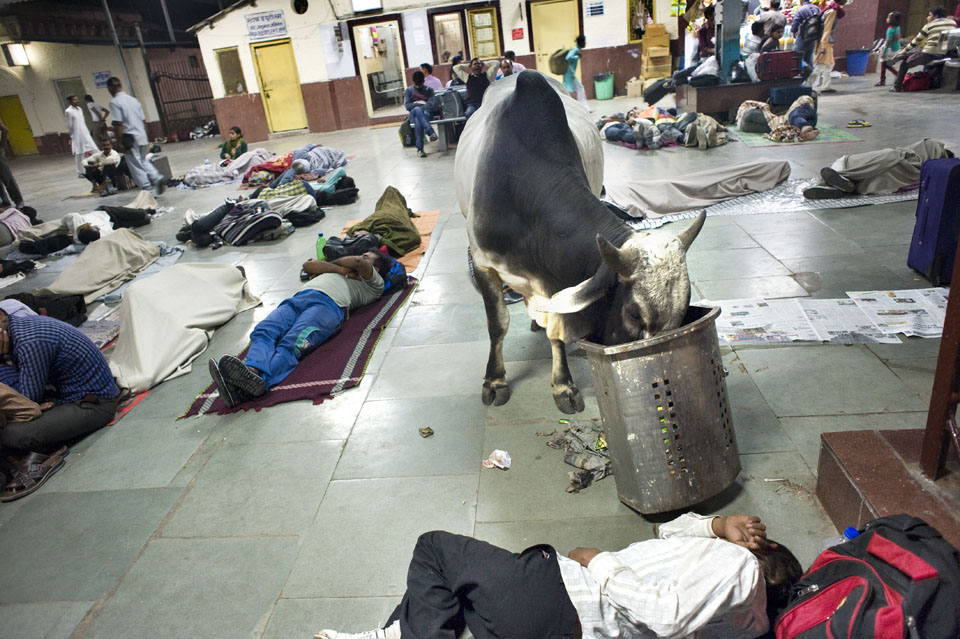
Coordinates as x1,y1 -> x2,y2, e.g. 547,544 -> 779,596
265,92 -> 271,98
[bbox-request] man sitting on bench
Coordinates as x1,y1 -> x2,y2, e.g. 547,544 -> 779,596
404,71 -> 440,158
209,252 -> 402,408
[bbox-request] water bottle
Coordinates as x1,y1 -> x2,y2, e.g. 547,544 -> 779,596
316,233 -> 326,260
819,526 -> 860,553
203,157 -> 211,167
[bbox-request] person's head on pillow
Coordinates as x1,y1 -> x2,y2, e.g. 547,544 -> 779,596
77,224 -> 101,245
292,159 -> 310,174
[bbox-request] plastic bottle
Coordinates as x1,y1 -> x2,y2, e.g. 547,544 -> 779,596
203,157 -> 211,167
819,526 -> 860,553
316,233 -> 326,260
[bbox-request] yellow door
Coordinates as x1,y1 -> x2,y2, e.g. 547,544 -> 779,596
0,95 -> 38,156
251,40 -> 308,132
530,0 -> 581,83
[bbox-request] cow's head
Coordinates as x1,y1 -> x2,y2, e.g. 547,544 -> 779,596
539,212 -> 705,344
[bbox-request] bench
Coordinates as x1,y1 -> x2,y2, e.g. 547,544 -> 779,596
432,116 -> 467,151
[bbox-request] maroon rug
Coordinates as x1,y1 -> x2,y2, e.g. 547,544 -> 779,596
180,277 -> 417,418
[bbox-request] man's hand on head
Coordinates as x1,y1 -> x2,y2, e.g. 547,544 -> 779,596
569,547 -> 601,567
712,515 -> 776,550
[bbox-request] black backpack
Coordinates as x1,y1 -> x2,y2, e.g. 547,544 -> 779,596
799,11 -> 824,43
322,232 -> 381,261
775,515 -> 960,639
399,118 -> 414,147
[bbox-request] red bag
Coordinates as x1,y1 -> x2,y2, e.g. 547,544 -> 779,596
756,51 -> 802,81
902,71 -> 931,91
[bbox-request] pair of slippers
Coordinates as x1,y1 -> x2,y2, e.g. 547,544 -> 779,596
847,119 -> 872,128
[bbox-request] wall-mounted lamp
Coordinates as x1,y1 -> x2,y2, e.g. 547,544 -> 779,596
2,43 -> 29,66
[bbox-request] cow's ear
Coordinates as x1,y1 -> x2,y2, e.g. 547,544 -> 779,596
674,211 -> 706,252
597,235 -> 632,278
535,267 -> 612,314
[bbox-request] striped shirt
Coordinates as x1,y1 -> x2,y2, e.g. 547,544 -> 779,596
557,513 -> 768,639
259,180 -> 308,200
0,314 -> 119,403
903,17 -> 958,55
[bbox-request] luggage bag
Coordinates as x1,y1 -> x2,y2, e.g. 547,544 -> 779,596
643,78 -> 675,105
907,157 -> 960,285
768,84 -> 814,105
756,51 -> 802,81
437,88 -> 466,119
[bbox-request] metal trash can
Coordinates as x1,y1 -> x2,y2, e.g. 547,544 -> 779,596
580,305 -> 740,514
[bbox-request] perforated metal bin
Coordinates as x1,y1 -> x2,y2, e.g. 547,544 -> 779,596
580,306 -> 740,514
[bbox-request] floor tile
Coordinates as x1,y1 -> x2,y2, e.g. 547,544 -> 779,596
475,516 -> 653,556
220,392 -> 365,444
0,601 -> 92,639
483,357 -> 602,424
750,229 -> 865,261
161,441 -> 342,538
687,224 -> 760,252
283,475 -> 477,597
779,412 -> 928,473
477,420 -> 635,523
410,270 -> 479,306
0,489 -> 181,603
884,357 -> 936,404
262,597 -> 401,639
432,226 -> 469,252
45,415 -> 215,492
696,275 -> 809,300
335,396 -> 486,479
723,352 -> 795,454
424,246 -> 470,275
867,336 -> 943,360
736,345 -> 928,416
368,341 -> 489,401
734,212 -> 826,235
394,303 -> 488,347
83,538 -> 298,639
687,247 -> 789,281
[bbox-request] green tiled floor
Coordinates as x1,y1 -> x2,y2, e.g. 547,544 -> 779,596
0,75 -> 953,638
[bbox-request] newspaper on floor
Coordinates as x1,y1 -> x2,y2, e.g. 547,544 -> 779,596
699,299 -> 820,344
796,298 -> 901,344
846,289 -> 945,338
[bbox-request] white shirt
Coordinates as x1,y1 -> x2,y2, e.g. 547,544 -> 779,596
87,101 -> 106,122
109,91 -> 148,147
558,513 -> 769,639
65,105 -> 98,155
84,148 -> 121,168
62,211 -> 114,240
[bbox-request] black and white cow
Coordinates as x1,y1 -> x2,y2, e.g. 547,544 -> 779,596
456,70 -> 705,414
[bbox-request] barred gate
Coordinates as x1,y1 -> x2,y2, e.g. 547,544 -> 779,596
149,58 -> 215,138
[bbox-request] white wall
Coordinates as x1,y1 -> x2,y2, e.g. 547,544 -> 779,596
402,8 -> 434,66
0,42 -> 157,137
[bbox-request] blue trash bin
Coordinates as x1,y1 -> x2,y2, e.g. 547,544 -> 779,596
846,49 -> 870,76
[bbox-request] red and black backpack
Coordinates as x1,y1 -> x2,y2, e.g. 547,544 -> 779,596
775,515 -> 960,639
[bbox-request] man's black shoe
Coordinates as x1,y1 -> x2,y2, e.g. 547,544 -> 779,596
219,355 -> 267,397
208,358 -> 238,409
820,167 -> 856,193
803,185 -> 848,200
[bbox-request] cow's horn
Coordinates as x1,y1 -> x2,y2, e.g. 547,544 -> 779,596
597,235 -> 633,277
674,211 -> 707,252
535,272 -> 609,314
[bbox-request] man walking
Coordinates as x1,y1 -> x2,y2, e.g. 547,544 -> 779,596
85,94 -> 109,142
791,0 -> 821,69
65,95 -> 98,180
106,77 -> 166,195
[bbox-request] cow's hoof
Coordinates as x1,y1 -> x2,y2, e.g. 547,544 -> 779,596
530,320 -> 542,332
482,380 -> 511,406
553,386 -> 585,414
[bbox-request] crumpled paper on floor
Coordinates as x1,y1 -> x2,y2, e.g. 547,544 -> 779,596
482,449 -> 511,470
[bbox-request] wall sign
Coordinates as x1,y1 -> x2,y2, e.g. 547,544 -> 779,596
588,0 -> 604,16
512,27 -> 524,40
247,10 -> 288,41
93,71 -> 111,88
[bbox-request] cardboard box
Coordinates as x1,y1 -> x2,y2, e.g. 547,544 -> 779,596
643,35 -> 671,48
626,76 -> 644,98
645,23 -> 667,37
644,46 -> 670,58
641,63 -> 672,79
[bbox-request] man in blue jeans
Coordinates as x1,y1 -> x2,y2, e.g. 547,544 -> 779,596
404,71 -> 440,158
791,0 -> 821,69
209,251 -> 398,408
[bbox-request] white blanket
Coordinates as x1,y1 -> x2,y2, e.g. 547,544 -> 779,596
109,263 -> 261,393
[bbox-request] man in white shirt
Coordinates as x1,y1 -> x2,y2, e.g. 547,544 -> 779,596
106,77 -> 166,196
64,95 -> 99,179
85,94 -> 109,142
83,137 -> 123,195
209,251 -> 402,408
314,513 -> 802,639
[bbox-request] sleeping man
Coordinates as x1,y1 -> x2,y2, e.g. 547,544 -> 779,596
209,251 -> 404,408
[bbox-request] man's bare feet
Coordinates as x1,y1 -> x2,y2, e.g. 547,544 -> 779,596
800,126 -> 820,141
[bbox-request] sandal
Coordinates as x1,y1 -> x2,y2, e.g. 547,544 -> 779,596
846,119 -> 872,128
0,449 -> 67,502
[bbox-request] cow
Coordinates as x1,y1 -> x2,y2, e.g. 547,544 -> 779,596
455,70 -> 706,414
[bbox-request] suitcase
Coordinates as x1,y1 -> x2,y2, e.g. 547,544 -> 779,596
907,157 -> 960,285
768,84 -> 814,106
642,77 -> 674,105
437,88 -> 466,119
756,50 -> 802,81
150,154 -> 172,181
